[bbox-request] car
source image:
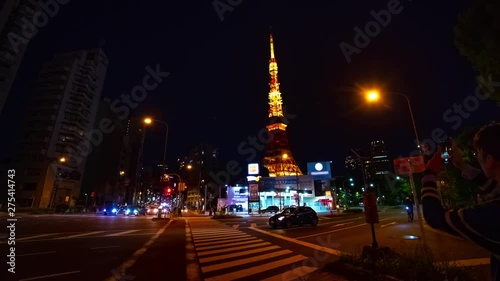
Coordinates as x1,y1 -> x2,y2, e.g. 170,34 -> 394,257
269,206 -> 319,229
103,205 -> 119,216
260,205 -> 280,214
225,204 -> 243,212
123,206 -> 147,216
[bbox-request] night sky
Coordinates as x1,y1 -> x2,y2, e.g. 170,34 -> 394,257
1,0 -> 499,176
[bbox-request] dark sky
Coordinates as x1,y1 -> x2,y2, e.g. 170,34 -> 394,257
1,0 -> 499,176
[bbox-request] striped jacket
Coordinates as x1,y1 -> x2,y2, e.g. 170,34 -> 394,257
421,167 -> 500,281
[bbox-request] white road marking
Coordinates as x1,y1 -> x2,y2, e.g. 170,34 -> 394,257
195,236 -> 258,247
17,233 -> 63,241
381,222 -> 397,228
104,220 -> 173,281
196,238 -> 261,251
260,266 -> 318,281
201,249 -> 293,273
249,227 -> 344,256
17,251 -> 56,257
197,242 -> 271,256
19,271 -> 80,281
90,246 -> 120,250
332,222 -> 354,227
204,255 -> 306,281
295,223 -> 367,239
53,231 -> 106,240
104,230 -> 140,237
198,245 -> 281,263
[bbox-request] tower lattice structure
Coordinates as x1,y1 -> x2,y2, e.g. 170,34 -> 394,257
262,33 -> 303,177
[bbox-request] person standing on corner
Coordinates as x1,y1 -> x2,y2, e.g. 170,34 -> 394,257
421,122 -> 500,281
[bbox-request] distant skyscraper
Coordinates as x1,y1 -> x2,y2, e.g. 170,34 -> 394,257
370,140 -> 391,175
16,49 -> 108,208
0,0 -> 39,116
262,32 -> 302,177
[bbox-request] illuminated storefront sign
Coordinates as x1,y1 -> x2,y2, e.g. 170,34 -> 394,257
248,163 -> 259,175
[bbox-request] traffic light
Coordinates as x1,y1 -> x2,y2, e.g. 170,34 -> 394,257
167,188 -> 171,194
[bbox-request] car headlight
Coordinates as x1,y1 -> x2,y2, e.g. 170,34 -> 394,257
103,209 -> 107,212
134,210 -> 138,214
112,208 -> 117,213
278,217 -> 284,221
405,206 -> 409,210
126,209 -> 130,214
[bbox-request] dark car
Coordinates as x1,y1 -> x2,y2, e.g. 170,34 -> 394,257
269,206 -> 319,228
226,204 -> 243,212
123,206 -> 146,216
260,206 -> 279,214
103,205 -> 119,215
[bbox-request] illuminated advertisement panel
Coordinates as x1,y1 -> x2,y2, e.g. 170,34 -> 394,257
307,162 -> 332,179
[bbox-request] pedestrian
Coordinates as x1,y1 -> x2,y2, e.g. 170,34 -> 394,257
421,122 -> 500,281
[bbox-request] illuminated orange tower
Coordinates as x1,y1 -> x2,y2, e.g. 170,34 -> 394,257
263,32 -> 303,177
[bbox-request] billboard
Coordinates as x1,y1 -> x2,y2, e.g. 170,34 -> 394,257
307,162 -> 332,179
248,163 -> 259,175
393,156 -> 425,175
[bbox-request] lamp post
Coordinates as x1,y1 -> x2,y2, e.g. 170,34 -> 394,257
49,157 -> 66,208
281,153 -> 288,209
364,89 -> 426,245
144,118 -> 169,174
187,164 -> 203,212
365,90 -> 421,154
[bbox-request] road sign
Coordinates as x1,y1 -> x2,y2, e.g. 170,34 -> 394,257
363,190 -> 379,223
393,156 -> 425,175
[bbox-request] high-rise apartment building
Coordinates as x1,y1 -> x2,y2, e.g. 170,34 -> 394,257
0,0 -> 39,116
370,140 -> 391,175
16,48 -> 108,208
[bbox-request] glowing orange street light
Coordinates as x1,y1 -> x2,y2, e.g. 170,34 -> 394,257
365,90 -> 380,102
144,117 -> 152,124
59,157 -> 66,163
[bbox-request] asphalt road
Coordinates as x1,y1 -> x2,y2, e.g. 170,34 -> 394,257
0,209 -> 492,281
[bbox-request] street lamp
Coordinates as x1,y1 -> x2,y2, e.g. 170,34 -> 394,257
49,157 -> 67,208
187,164 -> 203,212
144,117 -> 169,174
364,89 -> 421,154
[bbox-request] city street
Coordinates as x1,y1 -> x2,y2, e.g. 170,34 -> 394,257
1,209 -> 491,281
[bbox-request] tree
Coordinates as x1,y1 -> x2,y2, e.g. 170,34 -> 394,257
454,0 -> 500,101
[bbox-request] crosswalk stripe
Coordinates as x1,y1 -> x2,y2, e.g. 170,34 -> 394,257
201,249 -> 292,273
197,242 -> 271,256
195,236 -> 258,247
192,230 -> 237,234
204,255 -> 306,281
199,245 -> 281,263
260,265 -> 318,281
53,231 -> 106,240
104,230 -> 140,237
194,234 -> 252,243
196,239 -> 261,251
193,230 -> 243,237
193,233 -> 249,240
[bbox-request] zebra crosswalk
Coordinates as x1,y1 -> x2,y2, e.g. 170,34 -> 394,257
190,226 -> 318,281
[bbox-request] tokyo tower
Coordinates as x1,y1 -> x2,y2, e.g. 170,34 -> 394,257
262,32 -> 303,177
